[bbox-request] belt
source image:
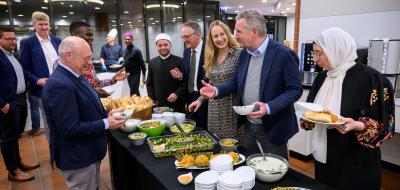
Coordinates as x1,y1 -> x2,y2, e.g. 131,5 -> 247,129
15,93 -> 26,98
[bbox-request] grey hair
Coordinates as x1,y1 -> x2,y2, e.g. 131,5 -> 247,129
182,21 -> 202,35
236,9 -> 266,37
58,36 -> 77,58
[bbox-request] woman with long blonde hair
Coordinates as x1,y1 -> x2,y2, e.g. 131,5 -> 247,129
189,20 -> 242,140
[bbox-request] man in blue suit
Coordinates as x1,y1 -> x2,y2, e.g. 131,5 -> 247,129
42,36 -> 125,190
19,11 -> 61,142
0,27 -> 40,182
177,21 -> 208,130
200,10 -> 302,159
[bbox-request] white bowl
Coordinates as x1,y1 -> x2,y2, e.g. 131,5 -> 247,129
128,132 -> 147,145
121,119 -> 141,133
177,172 -> 193,185
112,109 -> 133,121
232,105 -> 255,115
162,112 -> 175,127
152,113 -> 163,119
246,153 -> 288,182
173,112 -> 186,123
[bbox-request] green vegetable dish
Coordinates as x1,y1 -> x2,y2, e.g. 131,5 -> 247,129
147,132 -> 217,157
170,123 -> 195,133
129,133 -> 146,139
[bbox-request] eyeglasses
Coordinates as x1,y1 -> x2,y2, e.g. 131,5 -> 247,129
1,37 -> 18,42
312,50 -> 324,57
180,32 -> 196,40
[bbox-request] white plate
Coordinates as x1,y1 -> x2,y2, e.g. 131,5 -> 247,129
102,86 -> 115,95
175,154 -> 246,169
295,111 -> 345,126
109,64 -> 123,69
295,102 -> 323,112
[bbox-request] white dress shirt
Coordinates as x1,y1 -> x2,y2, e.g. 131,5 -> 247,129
36,33 -> 58,74
192,40 -> 203,92
1,48 -> 26,94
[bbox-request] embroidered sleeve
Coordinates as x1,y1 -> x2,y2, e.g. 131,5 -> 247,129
356,116 -> 394,148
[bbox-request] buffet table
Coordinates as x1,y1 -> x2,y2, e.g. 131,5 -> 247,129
108,129 -> 334,190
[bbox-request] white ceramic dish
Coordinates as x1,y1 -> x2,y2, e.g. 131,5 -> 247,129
246,153 -> 288,183
121,119 -> 141,133
232,105 -> 255,115
295,111 -> 345,126
112,109 -> 133,121
175,154 -> 246,169
177,172 -> 193,185
295,102 -> 323,112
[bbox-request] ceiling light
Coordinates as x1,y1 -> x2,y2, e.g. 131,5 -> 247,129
152,22 -> 155,25
280,11 -> 286,14
227,17 -> 233,20
155,20 -> 159,23
112,25 -> 116,27
120,24 -> 123,26
17,14 -> 24,17
128,21 -> 131,23
137,19 -> 141,22
62,15 -> 67,18
41,6 -> 48,9
262,0 -> 268,3
51,0 -> 104,5
60,19 -> 65,22
124,11 -> 129,14
142,24 -> 145,27
69,4 -> 73,7
0,1 -> 7,6
238,5 -> 244,9
206,16 -> 211,18
69,11 -> 74,14
285,7 -> 290,10
149,17 -> 154,20
171,20 -> 175,22
291,2 -> 296,6
146,4 -> 179,9
234,10 -> 239,13
284,14 -> 288,16
14,0 -> 21,2
177,16 -> 181,19
129,25 -> 132,27
94,7 -> 100,10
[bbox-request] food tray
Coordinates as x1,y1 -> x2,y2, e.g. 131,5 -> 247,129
147,131 -> 217,157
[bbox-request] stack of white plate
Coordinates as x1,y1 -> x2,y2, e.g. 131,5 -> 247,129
234,166 -> 255,190
217,171 -> 243,190
195,170 -> 219,190
210,154 -> 233,174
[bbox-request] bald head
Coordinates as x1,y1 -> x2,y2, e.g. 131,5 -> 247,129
59,36 -> 92,75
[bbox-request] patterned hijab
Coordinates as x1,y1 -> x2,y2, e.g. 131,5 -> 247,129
312,28 -> 358,163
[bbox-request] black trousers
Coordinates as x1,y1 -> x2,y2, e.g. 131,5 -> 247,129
128,73 -> 141,96
0,95 -> 27,174
187,92 -> 208,130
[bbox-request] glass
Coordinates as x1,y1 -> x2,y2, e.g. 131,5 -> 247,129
146,0 -> 161,60
180,32 -> 195,39
10,0 -> 50,39
120,0 -> 147,61
185,2 -> 204,39
205,4 -> 218,36
1,37 -> 18,41
163,0 -> 184,57
312,51 -> 324,57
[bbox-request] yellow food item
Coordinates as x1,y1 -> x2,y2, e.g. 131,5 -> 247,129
304,110 -> 340,123
101,95 -> 154,111
228,152 -> 240,163
221,139 -> 237,146
153,144 -> 165,151
176,155 -> 195,167
178,175 -> 192,184
195,155 -> 210,167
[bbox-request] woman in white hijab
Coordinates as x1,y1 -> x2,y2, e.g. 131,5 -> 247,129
300,28 -> 395,190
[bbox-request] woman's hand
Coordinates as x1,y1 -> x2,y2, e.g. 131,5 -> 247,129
188,100 -> 202,112
334,117 -> 365,134
299,118 -> 315,130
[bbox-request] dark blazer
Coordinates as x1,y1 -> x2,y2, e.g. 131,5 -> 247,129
42,66 -> 108,170
19,34 -> 61,97
217,40 -> 303,145
182,44 -> 205,101
0,50 -> 27,108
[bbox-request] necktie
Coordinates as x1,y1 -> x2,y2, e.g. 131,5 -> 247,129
79,75 -> 101,106
188,49 -> 197,93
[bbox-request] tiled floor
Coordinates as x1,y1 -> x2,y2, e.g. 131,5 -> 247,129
1,132 -> 399,190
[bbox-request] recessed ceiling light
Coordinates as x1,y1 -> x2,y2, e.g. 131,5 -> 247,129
94,7 -> 100,10
41,7 -> 48,10
171,20 -> 175,22
60,2 -> 64,5
234,10 -> 239,13
62,15 -> 67,18
284,14 -> 288,16
130,27 -> 133,29
128,21 -> 131,24
177,16 -> 181,19
280,11 -> 286,14
285,7 -> 291,10
227,17 -> 233,20
112,25 -> 116,27
291,2 -> 296,6
69,4 -> 73,8
238,5 -> 244,8
14,0 -> 21,2
262,0 -> 268,3
120,23 -> 123,26
155,21 -> 159,23
124,11 -> 129,14
152,22 -> 155,25
149,17 -> 154,20
112,20 -> 116,22
17,14 -> 23,17
69,12 -> 74,15
206,16 -> 211,18
142,24 -> 145,27
129,25 -> 132,27
137,19 -> 141,22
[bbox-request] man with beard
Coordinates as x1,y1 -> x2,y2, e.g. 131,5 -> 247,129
146,33 -> 185,112
123,32 -> 146,96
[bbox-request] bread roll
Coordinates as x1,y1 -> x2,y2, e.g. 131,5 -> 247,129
304,110 -> 340,123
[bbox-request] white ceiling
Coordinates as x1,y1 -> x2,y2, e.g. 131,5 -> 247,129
217,0 -> 296,17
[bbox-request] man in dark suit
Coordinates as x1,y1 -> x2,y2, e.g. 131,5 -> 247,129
19,11 -> 61,142
0,27 -> 40,182
177,21 -> 208,129
123,32 -> 146,96
42,36 -> 124,190
200,10 -> 302,159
